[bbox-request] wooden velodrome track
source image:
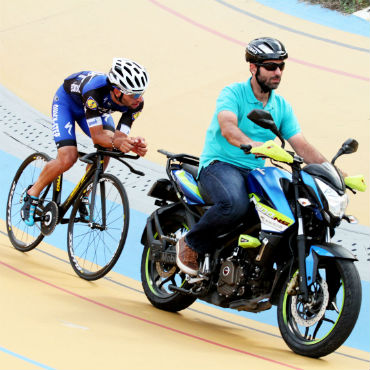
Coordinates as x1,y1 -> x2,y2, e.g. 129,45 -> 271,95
1,0 -> 369,369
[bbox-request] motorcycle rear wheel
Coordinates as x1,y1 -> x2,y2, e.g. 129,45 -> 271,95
141,212 -> 196,312
277,259 -> 361,358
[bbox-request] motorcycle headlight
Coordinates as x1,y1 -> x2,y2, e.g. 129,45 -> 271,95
316,179 -> 348,218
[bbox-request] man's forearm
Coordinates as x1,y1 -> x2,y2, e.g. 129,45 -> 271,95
295,142 -> 327,164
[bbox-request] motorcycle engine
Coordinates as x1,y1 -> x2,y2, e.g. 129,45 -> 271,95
216,259 -> 246,298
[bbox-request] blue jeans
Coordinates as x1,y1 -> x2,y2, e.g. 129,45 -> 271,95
185,161 -> 251,254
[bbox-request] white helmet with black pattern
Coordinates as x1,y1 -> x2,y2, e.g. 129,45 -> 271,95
108,58 -> 149,95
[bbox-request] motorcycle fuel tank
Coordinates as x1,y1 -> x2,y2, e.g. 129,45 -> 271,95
247,167 -> 295,233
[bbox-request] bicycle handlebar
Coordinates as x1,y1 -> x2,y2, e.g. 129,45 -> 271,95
78,145 -> 144,176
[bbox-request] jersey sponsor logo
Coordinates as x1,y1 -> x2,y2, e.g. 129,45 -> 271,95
86,96 -> 98,110
65,122 -> 73,136
132,111 -> 141,121
87,116 -> 103,127
52,104 -> 61,137
71,83 -> 80,93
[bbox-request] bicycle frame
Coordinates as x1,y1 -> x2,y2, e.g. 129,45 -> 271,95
52,159 -> 99,224
36,146 -> 143,226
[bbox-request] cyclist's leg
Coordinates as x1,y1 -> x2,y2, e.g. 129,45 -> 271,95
22,86 -> 80,225
27,86 -> 80,198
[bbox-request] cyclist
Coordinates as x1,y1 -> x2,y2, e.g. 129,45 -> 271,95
21,57 -> 149,226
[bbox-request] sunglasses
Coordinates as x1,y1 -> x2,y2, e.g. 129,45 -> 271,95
115,87 -> 144,100
257,62 -> 285,71
129,93 -> 144,99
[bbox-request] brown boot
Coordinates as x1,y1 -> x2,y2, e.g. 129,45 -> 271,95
176,236 -> 199,276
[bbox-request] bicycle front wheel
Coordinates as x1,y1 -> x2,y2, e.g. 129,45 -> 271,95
6,152 -> 54,252
67,173 -> 130,280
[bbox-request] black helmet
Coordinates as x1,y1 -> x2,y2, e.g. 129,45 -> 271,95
245,37 -> 288,64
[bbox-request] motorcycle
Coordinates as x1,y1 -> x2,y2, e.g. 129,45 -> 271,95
139,109 -> 366,358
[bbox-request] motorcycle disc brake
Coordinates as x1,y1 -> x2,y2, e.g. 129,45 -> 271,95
155,262 -> 176,278
291,279 -> 329,327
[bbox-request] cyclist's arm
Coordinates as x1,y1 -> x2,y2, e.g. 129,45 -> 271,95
89,124 -> 143,154
115,105 -> 147,156
89,125 -> 113,148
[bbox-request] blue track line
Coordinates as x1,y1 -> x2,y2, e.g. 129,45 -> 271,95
214,0 -> 369,53
255,0 -> 370,37
0,346 -> 56,370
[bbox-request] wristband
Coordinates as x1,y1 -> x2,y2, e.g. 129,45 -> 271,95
111,138 -> 118,150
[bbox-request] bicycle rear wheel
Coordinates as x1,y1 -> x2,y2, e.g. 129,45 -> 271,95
67,173 -> 130,280
6,152 -> 54,252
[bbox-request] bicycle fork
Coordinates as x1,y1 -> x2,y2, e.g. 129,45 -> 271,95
88,157 -> 107,230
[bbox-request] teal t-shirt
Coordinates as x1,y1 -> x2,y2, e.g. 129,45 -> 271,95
199,78 -> 301,171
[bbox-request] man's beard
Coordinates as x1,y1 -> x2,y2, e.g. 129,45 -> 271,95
256,69 -> 280,93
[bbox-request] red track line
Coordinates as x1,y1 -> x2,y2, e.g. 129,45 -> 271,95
148,0 -> 369,82
0,259 -> 304,370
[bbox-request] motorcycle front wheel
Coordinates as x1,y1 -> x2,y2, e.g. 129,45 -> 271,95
277,259 -> 361,358
141,212 -> 197,312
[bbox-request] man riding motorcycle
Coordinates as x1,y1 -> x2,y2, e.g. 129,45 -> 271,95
176,37 -> 335,276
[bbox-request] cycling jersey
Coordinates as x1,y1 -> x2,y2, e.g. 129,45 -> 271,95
51,71 -> 144,148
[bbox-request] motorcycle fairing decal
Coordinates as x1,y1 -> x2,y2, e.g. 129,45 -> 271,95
300,171 -> 323,208
247,167 -> 294,220
172,169 -> 205,205
251,195 -> 294,233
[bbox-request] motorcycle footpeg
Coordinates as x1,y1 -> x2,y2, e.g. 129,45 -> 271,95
186,275 -> 208,284
168,284 -> 192,295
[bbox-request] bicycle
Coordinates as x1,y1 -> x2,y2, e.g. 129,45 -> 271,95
6,145 -> 144,280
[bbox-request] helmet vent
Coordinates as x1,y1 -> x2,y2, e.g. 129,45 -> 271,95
114,67 -> 124,78
126,77 -> 135,88
124,66 -> 132,75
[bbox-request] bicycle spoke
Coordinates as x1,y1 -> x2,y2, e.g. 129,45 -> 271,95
67,174 -> 129,280
6,153 -> 53,252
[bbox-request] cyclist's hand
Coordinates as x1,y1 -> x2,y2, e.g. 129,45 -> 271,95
132,137 -> 148,157
118,136 -> 136,153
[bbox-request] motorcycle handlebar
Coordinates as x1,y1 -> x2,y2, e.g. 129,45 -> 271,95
240,144 -> 252,154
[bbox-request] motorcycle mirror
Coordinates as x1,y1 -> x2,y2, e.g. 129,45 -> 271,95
331,139 -> 358,164
341,138 -> 358,154
331,138 -> 359,164
247,109 -> 285,148
247,109 -> 276,129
